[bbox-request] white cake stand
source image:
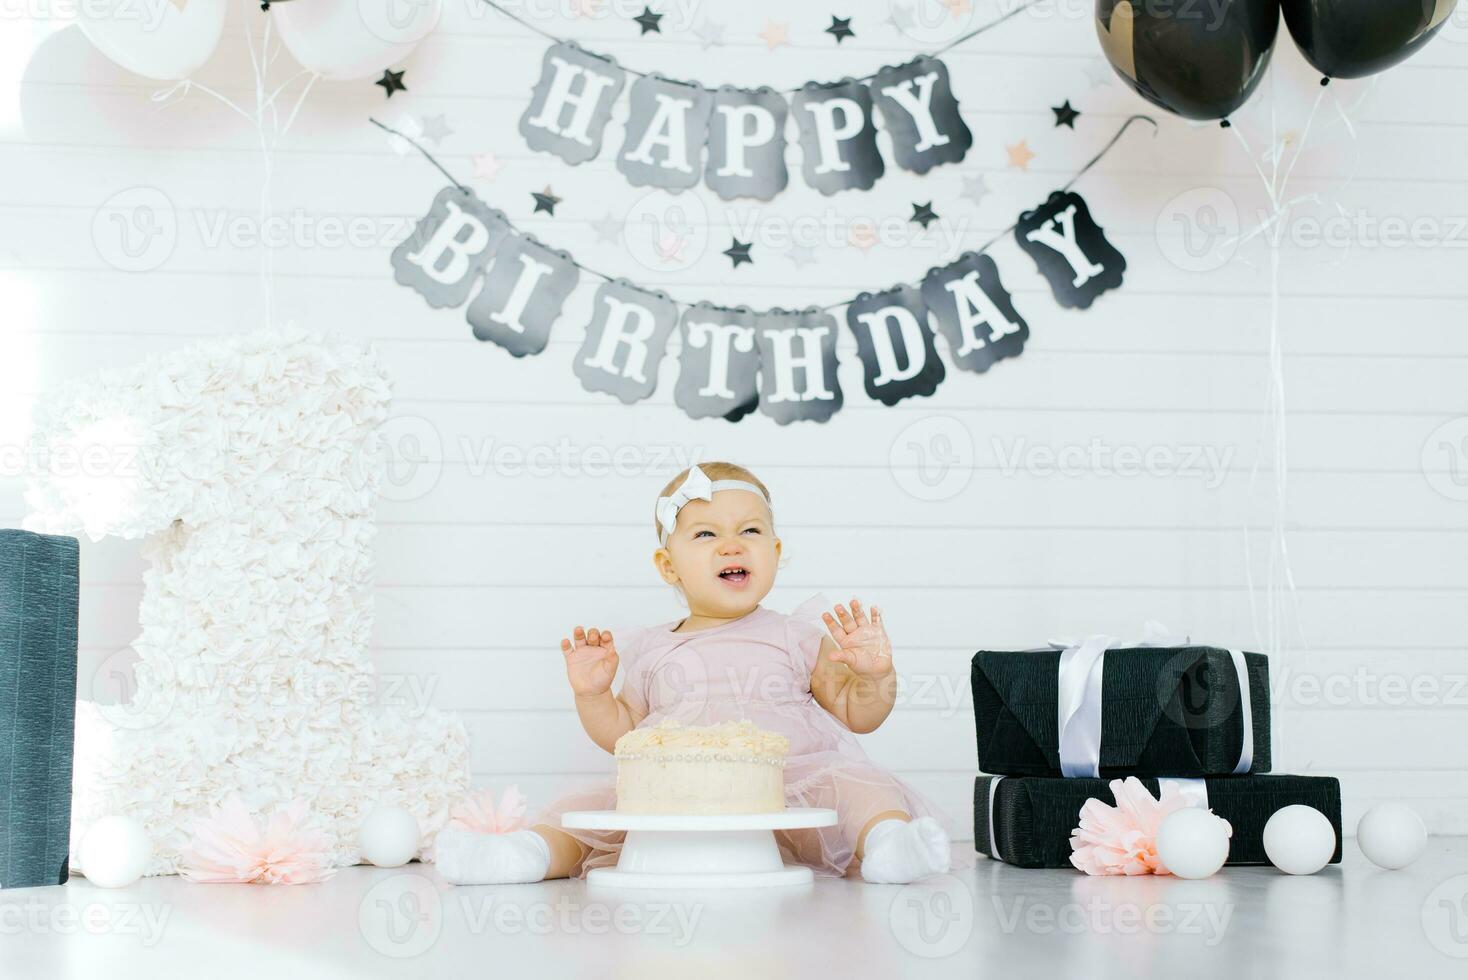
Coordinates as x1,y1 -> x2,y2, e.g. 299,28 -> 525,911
561,808 -> 837,889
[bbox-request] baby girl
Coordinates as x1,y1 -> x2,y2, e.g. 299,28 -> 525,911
435,461 -> 953,885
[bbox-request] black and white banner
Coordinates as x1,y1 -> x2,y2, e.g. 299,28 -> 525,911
519,42 -> 974,199
389,183 -> 1128,424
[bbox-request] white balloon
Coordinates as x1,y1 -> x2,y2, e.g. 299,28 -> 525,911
1357,803 -> 1428,870
79,815 -> 152,888
360,804 -> 421,868
78,0 -> 227,81
1156,807 -> 1231,880
1263,805 -> 1337,876
272,0 -> 442,81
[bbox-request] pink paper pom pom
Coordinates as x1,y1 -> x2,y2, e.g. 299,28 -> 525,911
178,794 -> 337,885
448,785 -> 530,835
1069,777 -> 1229,876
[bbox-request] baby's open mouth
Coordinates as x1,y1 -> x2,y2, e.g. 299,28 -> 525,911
717,565 -> 750,586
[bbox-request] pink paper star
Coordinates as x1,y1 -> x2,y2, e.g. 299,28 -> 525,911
848,221 -> 878,252
1006,139 -> 1036,171
759,20 -> 790,50
472,153 -> 501,180
943,0 -> 972,16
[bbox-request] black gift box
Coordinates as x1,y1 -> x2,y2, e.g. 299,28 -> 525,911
972,646 -> 1271,778
973,774 -> 1343,869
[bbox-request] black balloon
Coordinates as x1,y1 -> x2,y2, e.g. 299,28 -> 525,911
1281,0 -> 1457,79
1095,0 -> 1280,120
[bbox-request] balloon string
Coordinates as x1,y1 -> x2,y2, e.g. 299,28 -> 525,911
472,0 -> 1046,89
368,111 -> 1156,316
151,0 -> 322,333
1229,67 -> 1344,773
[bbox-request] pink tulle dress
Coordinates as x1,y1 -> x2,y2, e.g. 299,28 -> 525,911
530,596 -> 954,878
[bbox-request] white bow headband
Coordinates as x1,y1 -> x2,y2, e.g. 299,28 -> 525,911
655,465 -> 773,545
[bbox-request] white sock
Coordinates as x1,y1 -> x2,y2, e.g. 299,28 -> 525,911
434,827 -> 551,885
859,817 -> 951,884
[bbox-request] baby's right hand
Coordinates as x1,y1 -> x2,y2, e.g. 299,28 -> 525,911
560,626 -> 618,698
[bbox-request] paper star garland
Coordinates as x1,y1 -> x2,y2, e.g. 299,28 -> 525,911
960,173 -> 991,206
1083,59 -> 1116,90
531,187 -> 561,215
759,20 -> 790,50
1052,101 -> 1080,129
471,153 -> 501,180
910,202 -> 938,228
420,113 -> 454,145
786,244 -> 818,268
694,19 -> 727,48
826,16 -> 855,43
849,222 -> 878,252
591,213 -> 623,245
375,69 -> 406,98
634,6 -> 662,34
1005,139 -> 1036,171
723,239 -> 753,267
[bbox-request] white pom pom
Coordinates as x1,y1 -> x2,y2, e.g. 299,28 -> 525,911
1357,803 -> 1427,870
359,804 -> 420,868
1263,805 -> 1336,875
1156,807 -> 1231,879
79,815 -> 152,888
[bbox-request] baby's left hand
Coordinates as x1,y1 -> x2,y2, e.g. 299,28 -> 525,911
822,598 -> 894,678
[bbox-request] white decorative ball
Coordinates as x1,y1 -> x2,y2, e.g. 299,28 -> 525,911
1263,805 -> 1336,875
79,815 -> 151,888
359,804 -> 420,868
1156,807 -> 1231,879
1357,803 -> 1427,870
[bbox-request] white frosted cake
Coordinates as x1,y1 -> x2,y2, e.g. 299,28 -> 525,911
614,719 -> 790,815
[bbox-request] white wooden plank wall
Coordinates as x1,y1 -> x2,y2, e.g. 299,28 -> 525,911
4,1 -> 1468,839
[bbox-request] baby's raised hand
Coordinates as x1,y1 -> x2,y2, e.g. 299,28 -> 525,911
822,599 -> 894,678
560,626 -> 619,698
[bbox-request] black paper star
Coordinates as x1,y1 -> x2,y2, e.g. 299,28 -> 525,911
826,16 -> 854,43
723,239 -> 753,268
634,6 -> 663,33
910,202 -> 938,229
375,68 -> 406,99
1052,100 -> 1080,129
531,187 -> 561,215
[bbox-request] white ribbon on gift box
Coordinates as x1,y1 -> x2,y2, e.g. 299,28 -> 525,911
1048,622 -> 1254,779
1159,777 -> 1210,808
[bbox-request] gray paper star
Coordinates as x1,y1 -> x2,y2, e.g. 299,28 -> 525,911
591,212 -> 623,245
786,243 -> 818,268
884,2 -> 914,32
960,174 -> 991,206
694,18 -> 727,48
1084,59 -> 1117,90
723,238 -> 753,268
420,113 -> 454,146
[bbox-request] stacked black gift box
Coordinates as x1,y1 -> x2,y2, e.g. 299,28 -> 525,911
971,643 -> 1343,869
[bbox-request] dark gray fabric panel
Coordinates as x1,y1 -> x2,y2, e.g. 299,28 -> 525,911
0,529 -> 79,889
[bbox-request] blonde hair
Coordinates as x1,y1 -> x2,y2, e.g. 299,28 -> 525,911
653,461 -> 771,541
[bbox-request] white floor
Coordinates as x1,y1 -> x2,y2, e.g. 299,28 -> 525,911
3,840 -> 1467,978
